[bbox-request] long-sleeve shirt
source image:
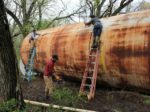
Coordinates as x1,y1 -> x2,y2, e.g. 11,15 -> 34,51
85,17 -> 101,25
44,59 -> 55,76
30,32 -> 40,40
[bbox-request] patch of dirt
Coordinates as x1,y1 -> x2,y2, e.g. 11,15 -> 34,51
21,76 -> 150,112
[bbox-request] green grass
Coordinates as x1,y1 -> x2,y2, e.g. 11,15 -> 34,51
52,87 -> 86,107
0,99 -> 18,112
143,98 -> 150,105
0,99 -> 71,112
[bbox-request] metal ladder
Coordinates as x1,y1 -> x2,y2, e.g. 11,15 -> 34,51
79,47 -> 100,100
25,47 -> 36,82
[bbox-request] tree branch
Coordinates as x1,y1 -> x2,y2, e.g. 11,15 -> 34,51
86,0 -> 94,15
13,0 -> 22,8
12,32 -> 21,38
46,6 -> 84,27
5,7 -> 23,35
112,0 -> 133,16
27,0 -> 37,17
96,0 -> 106,17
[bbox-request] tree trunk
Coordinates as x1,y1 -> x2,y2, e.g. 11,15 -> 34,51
0,0 -> 21,102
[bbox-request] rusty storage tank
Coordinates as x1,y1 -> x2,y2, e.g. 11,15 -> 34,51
20,10 -> 150,91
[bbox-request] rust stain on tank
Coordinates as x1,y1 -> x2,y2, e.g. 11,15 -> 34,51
20,10 -> 150,91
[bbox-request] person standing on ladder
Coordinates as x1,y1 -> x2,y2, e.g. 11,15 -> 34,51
84,15 -> 102,48
29,29 -> 41,51
24,29 -> 41,81
43,54 -> 59,99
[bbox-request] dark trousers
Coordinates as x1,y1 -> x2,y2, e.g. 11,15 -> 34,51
92,23 -> 102,47
93,23 -> 102,38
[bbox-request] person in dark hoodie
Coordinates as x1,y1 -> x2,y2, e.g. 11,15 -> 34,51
85,15 -> 102,48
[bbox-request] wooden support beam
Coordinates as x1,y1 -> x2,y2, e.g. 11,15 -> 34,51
24,100 -> 97,112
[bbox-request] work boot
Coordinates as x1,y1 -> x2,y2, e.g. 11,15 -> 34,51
45,91 -> 49,100
45,95 -> 49,100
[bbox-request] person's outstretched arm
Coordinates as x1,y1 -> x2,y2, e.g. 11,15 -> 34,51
36,32 -> 41,36
84,20 -> 92,26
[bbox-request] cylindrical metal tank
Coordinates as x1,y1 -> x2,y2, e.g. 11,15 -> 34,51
20,10 -> 150,91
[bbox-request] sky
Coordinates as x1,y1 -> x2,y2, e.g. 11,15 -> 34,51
55,0 -> 150,23
6,0 -> 150,25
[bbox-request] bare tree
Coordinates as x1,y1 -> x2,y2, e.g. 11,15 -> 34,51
5,0 -> 43,36
120,0 -> 150,13
0,0 -> 24,108
83,0 -> 134,18
136,0 -> 150,11
5,0 -> 84,37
